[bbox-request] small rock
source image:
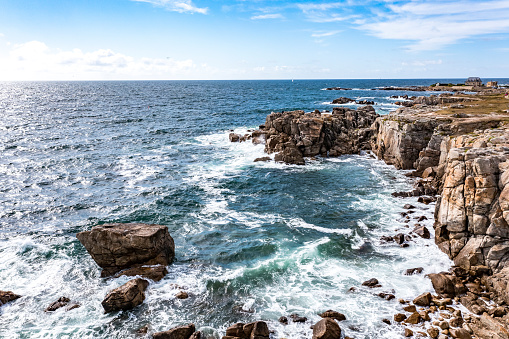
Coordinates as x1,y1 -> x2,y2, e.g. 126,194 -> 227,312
290,313 -> 307,323
254,157 -> 271,162
403,305 -> 416,313
0,291 -> 21,306
394,313 -> 407,322
427,327 -> 439,338
450,317 -> 463,328
362,278 -> 380,287
382,318 -> 391,325
404,328 -> 413,337
405,267 -> 423,275
229,133 -> 240,142
414,226 -> 430,239
279,316 -> 288,325
176,291 -> 189,299
403,204 -> 415,210
449,328 -> 471,339
413,292 -> 432,307
45,297 -> 70,312
101,278 -> 149,313
153,323 -> 196,339
66,303 -> 81,311
405,312 -> 421,324
319,310 -> 346,321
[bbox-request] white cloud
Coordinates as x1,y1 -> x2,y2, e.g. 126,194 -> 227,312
311,30 -> 341,38
251,13 -> 284,20
0,41 -> 204,80
359,0 -> 509,51
131,0 -> 208,14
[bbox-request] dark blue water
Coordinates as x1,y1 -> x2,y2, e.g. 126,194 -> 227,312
1,79 -> 503,338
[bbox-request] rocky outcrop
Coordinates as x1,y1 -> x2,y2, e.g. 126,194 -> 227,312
101,278 -> 149,313
332,97 -> 355,104
77,223 -> 175,277
0,290 -> 21,306
261,106 -> 378,164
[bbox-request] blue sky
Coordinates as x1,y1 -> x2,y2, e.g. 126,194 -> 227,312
0,0 -> 508,80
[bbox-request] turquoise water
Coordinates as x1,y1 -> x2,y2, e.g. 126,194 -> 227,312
1,79 -> 500,338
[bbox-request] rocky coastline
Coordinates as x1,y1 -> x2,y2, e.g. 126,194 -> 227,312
228,90 -> 509,338
2,90 -> 508,338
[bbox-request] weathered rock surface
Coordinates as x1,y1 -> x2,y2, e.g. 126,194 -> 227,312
77,223 -> 175,277
261,106 -> 378,164
0,290 -> 21,306
312,318 -> 342,339
319,310 -> 346,321
152,323 -> 197,339
101,278 -> 149,313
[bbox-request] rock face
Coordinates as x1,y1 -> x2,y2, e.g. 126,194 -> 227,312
0,290 -> 21,306
76,223 -> 175,277
261,106 -> 378,164
101,278 -> 149,313
312,318 -> 342,339
152,323 -> 197,339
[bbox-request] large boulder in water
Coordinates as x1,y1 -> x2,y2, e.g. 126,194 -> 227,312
101,278 -> 149,313
222,321 -> 269,339
76,223 -> 175,277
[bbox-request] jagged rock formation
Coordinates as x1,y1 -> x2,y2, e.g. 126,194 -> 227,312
76,223 -> 175,277
259,106 -> 378,165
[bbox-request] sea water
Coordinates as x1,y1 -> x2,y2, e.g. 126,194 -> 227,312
1,79 -> 506,338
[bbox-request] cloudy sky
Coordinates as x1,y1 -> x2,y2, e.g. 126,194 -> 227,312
0,0 -> 508,80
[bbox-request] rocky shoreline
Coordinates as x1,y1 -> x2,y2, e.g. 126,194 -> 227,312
229,90 -> 509,338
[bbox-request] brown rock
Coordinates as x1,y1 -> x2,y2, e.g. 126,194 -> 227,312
0,290 -> 21,306
229,133 -> 240,142
362,278 -> 380,287
176,291 -> 189,299
404,328 -> 413,337
312,318 -> 341,339
413,292 -> 432,306
153,323 -> 196,339
394,313 -> 407,322
405,267 -> 424,275
414,226 -> 430,239
76,223 -> 175,277
405,312 -> 421,324
254,157 -> 271,162
319,310 -> 346,321
403,305 -> 417,312
45,297 -> 70,312
449,328 -> 472,339
101,278 -> 149,313
427,327 -> 439,338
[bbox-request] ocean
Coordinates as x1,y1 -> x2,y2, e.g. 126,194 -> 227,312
0,79 -> 506,338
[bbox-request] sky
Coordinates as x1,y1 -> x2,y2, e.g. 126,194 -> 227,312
0,0 -> 508,80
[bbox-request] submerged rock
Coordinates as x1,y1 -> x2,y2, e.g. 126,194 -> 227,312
101,278 -> 149,313
76,223 -> 175,277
